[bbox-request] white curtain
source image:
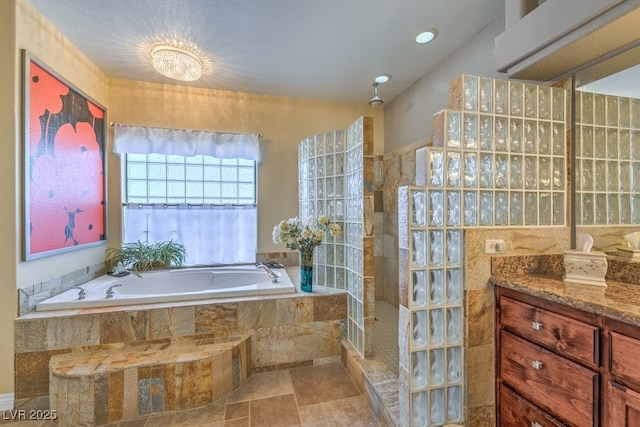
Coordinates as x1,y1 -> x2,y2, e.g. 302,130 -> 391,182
113,124 -> 260,160
124,206 -> 257,266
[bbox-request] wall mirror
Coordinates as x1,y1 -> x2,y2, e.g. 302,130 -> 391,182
573,44 -> 640,252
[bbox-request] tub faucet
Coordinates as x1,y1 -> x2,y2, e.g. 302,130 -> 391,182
106,284 -> 122,298
73,286 -> 86,300
256,263 -> 280,282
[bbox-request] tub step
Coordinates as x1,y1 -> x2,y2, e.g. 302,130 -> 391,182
49,335 -> 251,427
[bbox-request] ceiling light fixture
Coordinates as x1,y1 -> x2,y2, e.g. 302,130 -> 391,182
151,45 -> 203,81
369,82 -> 384,107
374,73 -> 392,84
415,28 -> 438,44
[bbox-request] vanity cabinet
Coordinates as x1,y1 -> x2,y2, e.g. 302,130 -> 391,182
496,286 -> 640,427
606,319 -> 640,426
496,287 -> 602,427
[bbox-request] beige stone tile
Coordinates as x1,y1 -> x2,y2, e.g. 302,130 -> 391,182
99,311 -> 149,344
187,359 -> 213,408
122,368 -> 138,420
275,299 -> 295,325
312,294 -> 347,322
148,307 -> 195,339
195,304 -> 238,334
237,301 -> 276,329
252,325 -> 294,367
466,287 -> 495,347
293,298 -> 314,324
467,402 -> 496,427
466,344 -> 495,408
172,399 -> 225,425
47,315 -> 100,350
225,401 -> 249,420
14,319 -> 48,353
320,395 -> 380,427
249,394 -> 301,427
297,403 -> 327,427
226,370 -> 293,403
108,370 -> 124,423
292,321 -> 343,362
223,417 -> 249,427
290,363 -> 360,407
15,350 -> 68,399
141,412 -> 175,426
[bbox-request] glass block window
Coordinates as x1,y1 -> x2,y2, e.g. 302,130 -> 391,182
125,153 -> 256,204
575,91 -> 640,225
122,153 -> 257,265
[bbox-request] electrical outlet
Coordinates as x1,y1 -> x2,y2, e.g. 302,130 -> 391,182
484,239 -> 505,254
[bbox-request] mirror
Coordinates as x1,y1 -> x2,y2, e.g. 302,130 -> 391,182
574,44 -> 640,252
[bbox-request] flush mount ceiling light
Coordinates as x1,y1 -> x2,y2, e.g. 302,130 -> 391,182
369,82 -> 384,107
374,73 -> 392,84
151,45 -> 203,81
415,28 -> 438,44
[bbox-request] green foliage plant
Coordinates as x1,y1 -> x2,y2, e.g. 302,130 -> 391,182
105,240 -> 186,274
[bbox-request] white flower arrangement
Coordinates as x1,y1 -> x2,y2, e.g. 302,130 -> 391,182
272,215 -> 342,253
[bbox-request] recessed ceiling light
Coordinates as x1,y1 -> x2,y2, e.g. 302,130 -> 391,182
374,73 -> 392,84
415,28 -> 438,44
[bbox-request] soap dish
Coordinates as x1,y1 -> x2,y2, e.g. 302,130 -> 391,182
616,246 -> 640,260
563,250 -> 608,287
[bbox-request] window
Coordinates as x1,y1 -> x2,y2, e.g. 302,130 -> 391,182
122,153 -> 257,265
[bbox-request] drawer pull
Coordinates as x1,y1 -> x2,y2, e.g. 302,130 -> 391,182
531,422 -> 542,427
531,360 -> 543,370
531,321 -> 543,331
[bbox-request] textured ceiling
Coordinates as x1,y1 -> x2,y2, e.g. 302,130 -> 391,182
26,0 -> 504,105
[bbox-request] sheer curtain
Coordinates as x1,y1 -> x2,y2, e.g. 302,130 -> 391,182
123,206 -> 257,265
114,125 -> 260,160
114,124 -> 260,265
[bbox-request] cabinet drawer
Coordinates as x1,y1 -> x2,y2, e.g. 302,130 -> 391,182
500,296 -> 600,367
610,331 -> 640,390
500,384 -> 564,427
500,330 -> 598,427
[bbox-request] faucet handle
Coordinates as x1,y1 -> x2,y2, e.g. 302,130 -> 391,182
73,285 -> 87,300
106,284 -> 122,299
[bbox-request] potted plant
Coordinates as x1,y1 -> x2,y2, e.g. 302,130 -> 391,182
105,240 -> 186,275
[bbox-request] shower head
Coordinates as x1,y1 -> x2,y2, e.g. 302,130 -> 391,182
369,82 -> 383,107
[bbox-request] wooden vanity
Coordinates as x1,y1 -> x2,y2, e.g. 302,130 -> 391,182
493,273 -> 640,427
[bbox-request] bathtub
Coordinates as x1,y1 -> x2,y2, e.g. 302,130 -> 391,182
36,266 -> 295,312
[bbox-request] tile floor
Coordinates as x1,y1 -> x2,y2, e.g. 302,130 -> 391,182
0,363 -> 380,427
373,300 -> 399,375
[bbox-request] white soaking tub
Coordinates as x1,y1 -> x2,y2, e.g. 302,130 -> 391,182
36,266 -> 295,311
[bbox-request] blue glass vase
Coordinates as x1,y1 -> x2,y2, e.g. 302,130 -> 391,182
299,249 -> 314,292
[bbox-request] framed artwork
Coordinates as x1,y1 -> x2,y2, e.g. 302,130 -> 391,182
23,50 -> 107,260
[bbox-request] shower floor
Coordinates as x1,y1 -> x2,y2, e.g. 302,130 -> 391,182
374,300 -> 399,375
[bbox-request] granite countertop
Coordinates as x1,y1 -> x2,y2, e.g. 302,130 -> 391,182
490,273 -> 640,326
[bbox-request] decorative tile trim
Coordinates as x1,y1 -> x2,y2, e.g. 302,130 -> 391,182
18,262 -> 107,316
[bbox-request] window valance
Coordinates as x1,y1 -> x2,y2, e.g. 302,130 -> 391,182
113,124 -> 260,161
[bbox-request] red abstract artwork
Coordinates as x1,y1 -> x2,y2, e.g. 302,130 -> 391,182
25,53 -> 106,260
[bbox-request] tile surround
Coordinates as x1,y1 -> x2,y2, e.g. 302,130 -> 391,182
14,269 -> 347,417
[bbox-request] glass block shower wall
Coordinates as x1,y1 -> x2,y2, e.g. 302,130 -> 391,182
575,91 -> 640,225
298,116 -> 375,357
399,74 -> 567,427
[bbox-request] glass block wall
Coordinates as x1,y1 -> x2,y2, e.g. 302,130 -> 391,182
298,116 -> 375,357
575,91 -> 640,225
299,130 -> 347,289
399,186 -> 464,426
399,74 -> 567,427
